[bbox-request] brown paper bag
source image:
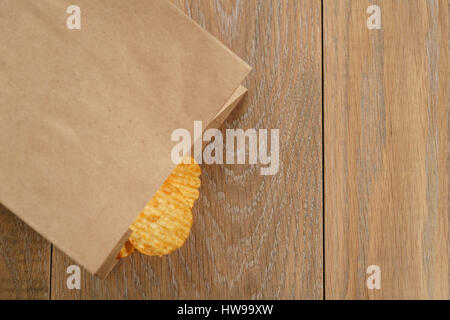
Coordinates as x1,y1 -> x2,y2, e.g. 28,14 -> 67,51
0,0 -> 250,277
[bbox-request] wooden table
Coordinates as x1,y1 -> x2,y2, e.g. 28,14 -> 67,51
0,0 -> 447,300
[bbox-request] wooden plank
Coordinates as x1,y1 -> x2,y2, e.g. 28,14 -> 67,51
0,204 -> 50,299
324,0 -> 448,299
51,0 -> 323,299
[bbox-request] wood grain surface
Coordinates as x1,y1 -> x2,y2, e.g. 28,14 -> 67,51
49,0 -> 323,299
0,204 -> 50,299
324,0 -> 448,299
2,0 -> 447,301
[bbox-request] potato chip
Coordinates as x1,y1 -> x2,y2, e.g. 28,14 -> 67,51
116,240 -> 135,259
129,182 -> 193,256
118,158 -> 201,258
166,160 -> 201,208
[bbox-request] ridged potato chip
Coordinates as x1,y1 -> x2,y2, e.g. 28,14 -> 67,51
118,158 -> 201,259
116,240 -> 135,259
166,160 -> 201,208
129,182 -> 193,256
